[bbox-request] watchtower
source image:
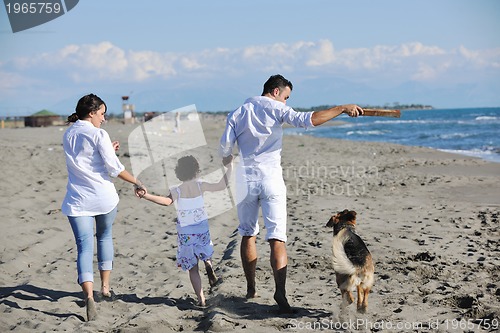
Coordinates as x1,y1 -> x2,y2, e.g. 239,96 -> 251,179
122,95 -> 135,124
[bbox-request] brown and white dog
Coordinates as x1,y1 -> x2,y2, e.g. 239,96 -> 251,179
326,209 -> 374,313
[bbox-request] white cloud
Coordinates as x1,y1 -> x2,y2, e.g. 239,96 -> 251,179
412,63 -> 439,81
59,42 -> 127,72
398,42 -> 446,57
458,45 -> 500,68
2,39 -> 500,90
0,70 -> 25,91
299,41 -> 448,70
128,51 -> 177,80
305,39 -> 335,66
179,56 -> 203,71
10,42 -> 178,82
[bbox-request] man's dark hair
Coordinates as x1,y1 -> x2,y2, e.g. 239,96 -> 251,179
261,74 -> 293,96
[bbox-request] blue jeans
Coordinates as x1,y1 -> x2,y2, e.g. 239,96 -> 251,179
68,206 -> 117,284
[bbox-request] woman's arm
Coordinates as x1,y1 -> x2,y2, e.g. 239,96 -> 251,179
117,169 -> 144,188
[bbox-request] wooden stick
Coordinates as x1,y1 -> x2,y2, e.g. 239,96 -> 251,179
362,109 -> 401,118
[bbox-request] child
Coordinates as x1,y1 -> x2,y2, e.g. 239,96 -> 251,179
137,155 -> 232,307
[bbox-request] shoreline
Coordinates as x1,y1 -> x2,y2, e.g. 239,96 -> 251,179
284,128 -> 500,165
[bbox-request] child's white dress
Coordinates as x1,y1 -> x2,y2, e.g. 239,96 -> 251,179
173,182 -> 214,271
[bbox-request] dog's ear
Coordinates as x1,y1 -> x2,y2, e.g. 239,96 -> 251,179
326,215 -> 336,227
346,210 -> 357,223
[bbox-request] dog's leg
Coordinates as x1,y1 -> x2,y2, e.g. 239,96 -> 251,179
340,290 -> 348,308
356,285 -> 363,311
362,287 -> 370,313
337,274 -> 354,308
341,289 -> 354,308
356,285 -> 370,313
347,291 -> 354,304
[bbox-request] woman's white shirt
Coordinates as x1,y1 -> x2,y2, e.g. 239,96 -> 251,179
62,120 -> 125,216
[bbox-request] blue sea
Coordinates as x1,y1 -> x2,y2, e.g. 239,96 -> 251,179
285,107 -> 500,163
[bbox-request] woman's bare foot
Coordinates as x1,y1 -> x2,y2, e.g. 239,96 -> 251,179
101,285 -> 111,298
86,297 -> 97,321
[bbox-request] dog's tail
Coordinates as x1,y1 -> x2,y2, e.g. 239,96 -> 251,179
332,230 -> 356,276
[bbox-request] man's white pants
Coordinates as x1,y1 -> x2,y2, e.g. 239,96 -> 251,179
235,173 -> 287,242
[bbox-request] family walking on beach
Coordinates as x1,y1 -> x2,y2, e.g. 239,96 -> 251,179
61,75 -> 363,321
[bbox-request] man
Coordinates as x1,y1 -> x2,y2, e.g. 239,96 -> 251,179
219,74 -> 363,312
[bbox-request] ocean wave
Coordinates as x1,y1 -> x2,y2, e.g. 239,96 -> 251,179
345,118 -> 495,127
373,119 -> 456,125
346,130 -> 390,136
475,116 -> 498,121
285,131 -> 303,136
337,123 -> 357,128
438,133 -> 472,139
438,148 -> 500,163
374,117 -> 499,125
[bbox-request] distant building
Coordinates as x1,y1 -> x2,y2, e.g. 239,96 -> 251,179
143,112 -> 159,122
24,110 -> 64,127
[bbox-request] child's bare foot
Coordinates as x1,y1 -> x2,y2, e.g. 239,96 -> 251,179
207,271 -> 221,288
195,295 -> 207,308
210,277 -> 222,288
205,262 -> 220,287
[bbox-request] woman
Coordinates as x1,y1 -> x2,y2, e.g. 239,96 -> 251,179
62,93 -> 143,321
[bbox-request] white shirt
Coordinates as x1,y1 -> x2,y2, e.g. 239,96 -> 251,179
61,120 -> 125,216
219,96 -> 314,179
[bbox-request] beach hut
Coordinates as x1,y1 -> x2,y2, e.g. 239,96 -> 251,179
24,110 -> 64,127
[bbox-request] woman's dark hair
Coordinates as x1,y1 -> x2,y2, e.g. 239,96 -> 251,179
261,74 -> 293,96
175,155 -> 200,181
67,93 -> 107,123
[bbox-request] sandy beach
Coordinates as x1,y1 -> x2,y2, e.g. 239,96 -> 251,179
0,114 -> 499,332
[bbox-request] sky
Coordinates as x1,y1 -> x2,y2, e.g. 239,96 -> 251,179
1,0 -> 499,117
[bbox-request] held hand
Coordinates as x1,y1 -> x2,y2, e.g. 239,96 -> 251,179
135,187 -> 146,199
112,141 -> 120,151
342,104 -> 364,117
134,184 -> 147,198
222,155 -> 233,166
